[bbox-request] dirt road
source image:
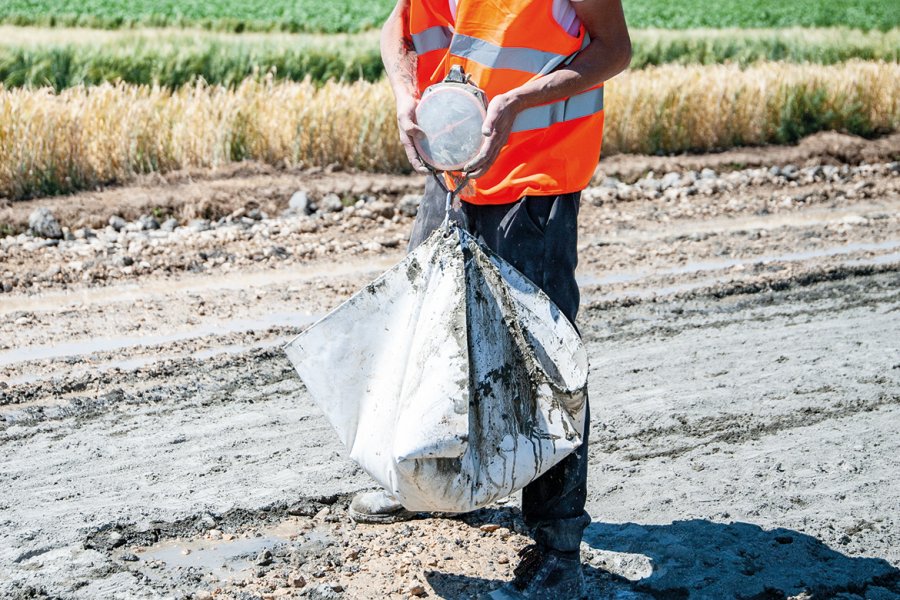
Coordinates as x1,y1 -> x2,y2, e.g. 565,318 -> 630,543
1,133 -> 898,599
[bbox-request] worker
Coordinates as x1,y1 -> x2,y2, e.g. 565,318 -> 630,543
351,0 -> 632,597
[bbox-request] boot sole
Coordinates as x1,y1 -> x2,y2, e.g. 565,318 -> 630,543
480,587 -> 587,600
348,507 -> 418,524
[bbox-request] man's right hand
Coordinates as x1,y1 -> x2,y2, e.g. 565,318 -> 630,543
396,94 -> 429,174
381,0 -> 428,174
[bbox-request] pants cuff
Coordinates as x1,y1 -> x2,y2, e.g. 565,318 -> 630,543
530,511 -> 591,553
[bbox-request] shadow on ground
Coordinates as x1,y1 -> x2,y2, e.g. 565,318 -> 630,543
426,514 -> 900,599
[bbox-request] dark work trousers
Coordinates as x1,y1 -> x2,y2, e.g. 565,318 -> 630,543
408,177 -> 591,553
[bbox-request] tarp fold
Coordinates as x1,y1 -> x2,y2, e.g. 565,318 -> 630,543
285,224 -> 587,513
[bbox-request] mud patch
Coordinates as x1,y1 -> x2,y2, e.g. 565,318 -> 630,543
95,502 -> 538,599
84,496 -> 346,553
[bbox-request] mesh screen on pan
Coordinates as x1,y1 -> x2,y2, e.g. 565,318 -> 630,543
414,86 -> 486,171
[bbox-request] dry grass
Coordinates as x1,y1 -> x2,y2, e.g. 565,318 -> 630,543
604,60 -> 900,154
0,77 -> 403,199
2,61 -> 898,200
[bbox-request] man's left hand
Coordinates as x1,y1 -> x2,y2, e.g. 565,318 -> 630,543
464,92 -> 520,179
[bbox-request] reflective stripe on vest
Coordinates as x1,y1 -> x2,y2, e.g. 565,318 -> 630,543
448,33 -> 590,76
512,86 -> 604,133
411,25 -> 453,55
449,34 -> 569,75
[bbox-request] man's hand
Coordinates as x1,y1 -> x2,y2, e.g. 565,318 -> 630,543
381,0 -> 429,173
396,94 -> 428,174
464,93 -> 520,179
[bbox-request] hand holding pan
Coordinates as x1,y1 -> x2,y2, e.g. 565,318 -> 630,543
413,66 -> 487,173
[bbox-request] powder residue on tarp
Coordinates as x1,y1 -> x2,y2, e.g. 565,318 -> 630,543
284,223 -> 587,513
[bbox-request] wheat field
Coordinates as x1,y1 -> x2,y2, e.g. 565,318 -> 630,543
2,60 -> 898,200
605,61 -> 899,154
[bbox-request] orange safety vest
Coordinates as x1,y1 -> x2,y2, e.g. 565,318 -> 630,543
408,0 -> 605,205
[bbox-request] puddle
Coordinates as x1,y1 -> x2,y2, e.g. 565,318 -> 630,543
585,252 -> 900,304
140,536 -> 266,580
578,202 -> 899,250
130,520 -> 321,582
3,335 -> 294,387
578,271 -> 643,287
577,240 -> 900,288
846,250 -> 900,267
0,312 -> 321,368
0,255 -> 397,315
666,239 -> 900,276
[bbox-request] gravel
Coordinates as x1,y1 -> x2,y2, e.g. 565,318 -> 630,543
320,193 -> 344,213
0,161 -> 897,297
27,208 -> 63,239
289,191 -> 312,215
398,194 -> 421,217
109,215 -> 127,232
137,215 -> 161,230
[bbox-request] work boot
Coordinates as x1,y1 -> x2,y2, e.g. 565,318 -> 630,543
348,489 -> 416,524
481,543 -> 587,600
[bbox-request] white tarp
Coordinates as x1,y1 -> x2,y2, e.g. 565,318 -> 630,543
284,224 -> 588,513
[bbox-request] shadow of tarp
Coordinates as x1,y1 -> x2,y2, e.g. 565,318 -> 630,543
424,517 -> 899,599
582,519 -> 900,599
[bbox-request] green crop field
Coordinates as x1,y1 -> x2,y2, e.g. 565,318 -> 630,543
3,27 -> 897,91
625,0 -> 899,31
0,0 -> 395,33
0,0 -> 897,32
0,29 -> 385,89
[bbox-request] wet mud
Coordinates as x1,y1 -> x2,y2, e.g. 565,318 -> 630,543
1,135 -> 899,599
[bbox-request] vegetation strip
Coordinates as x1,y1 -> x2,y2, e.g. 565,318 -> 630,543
0,29 -> 385,89
2,61 -> 897,200
0,0 -> 896,33
0,0 -> 394,34
2,27 -> 897,90
623,0 -> 899,31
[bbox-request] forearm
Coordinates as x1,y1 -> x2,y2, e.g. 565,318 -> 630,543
381,0 -> 428,172
380,0 -> 419,101
504,0 -> 632,112
505,38 -> 631,111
